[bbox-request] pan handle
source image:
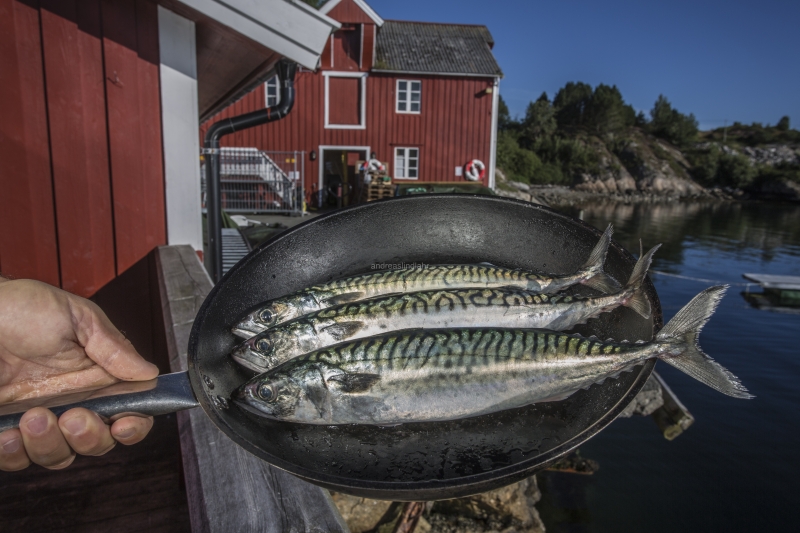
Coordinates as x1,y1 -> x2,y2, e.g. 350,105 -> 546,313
0,372 -> 199,433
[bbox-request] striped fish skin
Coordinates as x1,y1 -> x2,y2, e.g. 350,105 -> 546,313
231,225 -> 620,339
230,244 -> 656,373
233,286 -> 752,425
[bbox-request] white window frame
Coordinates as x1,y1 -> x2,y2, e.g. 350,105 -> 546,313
396,79 -> 421,114
394,147 -> 419,180
323,71 -> 368,130
265,75 -> 280,107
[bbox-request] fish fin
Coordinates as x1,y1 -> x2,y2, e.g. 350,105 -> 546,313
321,292 -> 366,306
620,243 -> 661,319
579,224 -> 622,294
538,391 -> 576,402
321,321 -> 365,341
478,261 -> 497,267
328,373 -> 381,393
657,286 -> 753,399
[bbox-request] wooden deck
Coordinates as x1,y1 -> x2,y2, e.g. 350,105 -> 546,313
0,414 -> 190,533
1,246 -> 348,533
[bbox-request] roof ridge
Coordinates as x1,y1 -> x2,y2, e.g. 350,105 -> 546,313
383,19 -> 490,29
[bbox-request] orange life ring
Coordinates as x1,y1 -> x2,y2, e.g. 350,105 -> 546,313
464,159 -> 486,181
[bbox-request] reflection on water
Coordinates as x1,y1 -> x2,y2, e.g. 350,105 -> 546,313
567,200 -> 800,270
542,199 -> 800,533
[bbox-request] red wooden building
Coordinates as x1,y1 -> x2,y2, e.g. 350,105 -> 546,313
0,0 -> 338,298
203,0 -> 503,205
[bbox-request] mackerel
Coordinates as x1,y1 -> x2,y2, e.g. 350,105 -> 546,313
230,245 -> 659,373
232,225 -> 620,338
233,286 -> 752,425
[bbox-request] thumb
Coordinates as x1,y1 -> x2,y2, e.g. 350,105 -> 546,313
72,298 -> 159,381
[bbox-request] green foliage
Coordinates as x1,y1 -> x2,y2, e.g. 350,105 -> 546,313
776,116 -> 790,132
647,95 -> 698,147
498,96 -> 512,131
496,131 -> 542,183
553,82 -> 593,130
755,162 -> 800,185
533,163 -> 567,185
521,98 -> 557,144
688,146 -> 756,187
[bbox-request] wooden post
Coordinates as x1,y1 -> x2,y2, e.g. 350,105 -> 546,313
155,245 -> 349,533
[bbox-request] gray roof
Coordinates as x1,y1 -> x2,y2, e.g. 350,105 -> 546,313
374,21 -> 502,77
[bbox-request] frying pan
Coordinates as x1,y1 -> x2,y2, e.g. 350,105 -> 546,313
0,195 -> 661,500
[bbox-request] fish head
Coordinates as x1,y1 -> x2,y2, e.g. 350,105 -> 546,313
230,322 -> 319,372
232,296 -> 314,338
233,371 -> 306,421
232,364 -> 334,423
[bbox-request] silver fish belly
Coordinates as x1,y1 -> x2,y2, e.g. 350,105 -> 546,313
233,286 -> 752,425
231,225 -> 620,338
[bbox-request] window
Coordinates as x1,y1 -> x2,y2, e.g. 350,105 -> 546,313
265,75 -> 280,107
324,72 -> 367,129
394,148 -> 419,179
396,80 -> 421,113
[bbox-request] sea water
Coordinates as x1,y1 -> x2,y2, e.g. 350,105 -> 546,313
538,199 -> 800,533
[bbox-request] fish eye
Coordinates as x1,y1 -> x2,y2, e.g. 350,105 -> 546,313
256,338 -> 271,352
259,308 -> 275,324
257,383 -> 276,402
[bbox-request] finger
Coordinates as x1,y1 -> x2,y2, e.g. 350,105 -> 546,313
59,408 -> 116,456
69,298 -> 159,381
111,416 -> 154,445
0,429 -> 31,471
19,408 -> 75,469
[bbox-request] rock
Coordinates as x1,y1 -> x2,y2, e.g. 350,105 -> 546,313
426,476 -> 545,533
615,131 -> 704,196
329,492 -> 392,533
508,180 -> 531,193
573,136 -> 636,194
747,177 -> 800,202
618,374 -> 664,418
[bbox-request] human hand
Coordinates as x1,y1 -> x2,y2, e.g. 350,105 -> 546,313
0,277 -> 159,471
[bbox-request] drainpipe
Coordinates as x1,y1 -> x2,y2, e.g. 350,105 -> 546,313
203,59 -> 297,283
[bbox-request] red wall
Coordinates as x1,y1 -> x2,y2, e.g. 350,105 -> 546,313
202,70 -> 496,192
0,0 -> 166,298
326,0 -> 376,24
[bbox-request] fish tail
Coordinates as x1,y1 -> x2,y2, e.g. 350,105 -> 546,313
619,242 -> 660,319
579,224 -> 622,294
656,285 -> 753,399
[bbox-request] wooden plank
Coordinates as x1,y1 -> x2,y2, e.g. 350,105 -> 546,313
743,273 -> 800,291
39,0 -> 116,297
0,0 -> 60,286
155,245 -> 350,533
102,0 -> 166,276
0,412 -> 190,533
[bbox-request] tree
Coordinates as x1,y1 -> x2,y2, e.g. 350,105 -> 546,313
777,116 -> 790,132
300,0 -> 326,8
521,98 -> 556,145
553,82 -> 593,130
585,84 -> 635,134
648,95 -> 698,147
498,96 -> 512,131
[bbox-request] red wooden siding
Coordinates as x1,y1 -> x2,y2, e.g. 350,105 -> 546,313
202,71 -> 495,192
40,0 -> 116,295
361,23 -> 375,71
0,0 -> 61,287
102,0 -> 166,275
328,76 -> 361,125
326,0 -> 376,24
332,25 -> 360,71
0,0 -> 166,297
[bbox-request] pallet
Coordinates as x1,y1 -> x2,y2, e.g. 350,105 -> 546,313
364,182 -> 396,202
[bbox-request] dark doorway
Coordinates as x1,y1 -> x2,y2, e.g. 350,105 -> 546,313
321,148 -> 367,208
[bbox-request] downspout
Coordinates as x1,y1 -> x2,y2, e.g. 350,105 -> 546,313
488,77 -> 500,191
203,59 -> 297,283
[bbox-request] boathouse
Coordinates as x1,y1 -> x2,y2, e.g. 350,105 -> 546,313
203,0 -> 504,206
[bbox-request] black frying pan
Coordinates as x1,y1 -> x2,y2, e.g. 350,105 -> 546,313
0,195 -> 660,500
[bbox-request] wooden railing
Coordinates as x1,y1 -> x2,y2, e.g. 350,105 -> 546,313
155,245 -> 349,533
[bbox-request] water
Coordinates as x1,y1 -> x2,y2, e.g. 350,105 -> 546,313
538,200 -> 800,533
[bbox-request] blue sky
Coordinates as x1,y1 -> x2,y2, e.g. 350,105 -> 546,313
368,0 -> 800,131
